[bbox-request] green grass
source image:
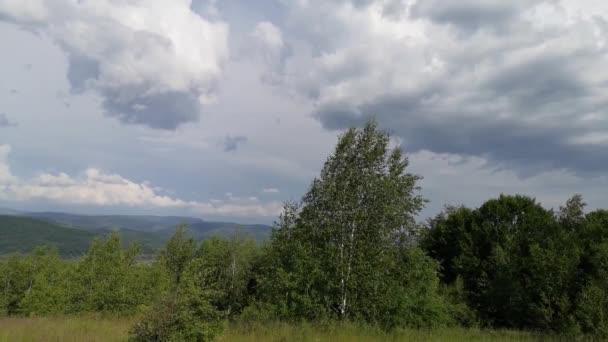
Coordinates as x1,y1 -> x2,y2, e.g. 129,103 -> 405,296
0,317 -> 568,342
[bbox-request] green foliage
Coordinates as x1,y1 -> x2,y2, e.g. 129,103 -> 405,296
18,247 -> 72,315
129,228 -> 262,341
68,233 -> 160,313
195,234 -> 259,316
130,259 -> 225,342
570,209 -> 608,336
253,120 -> 448,329
421,194 -> 608,336
159,225 -> 196,285
376,247 -> 452,329
0,233 -> 166,316
0,247 -> 73,315
0,255 -> 34,315
0,215 -> 96,257
441,277 -> 478,328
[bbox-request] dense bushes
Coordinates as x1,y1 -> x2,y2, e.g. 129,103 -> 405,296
421,194 -> 608,336
0,234 -> 169,316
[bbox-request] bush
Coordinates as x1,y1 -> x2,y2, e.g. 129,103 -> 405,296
129,294 -> 224,342
130,258 -> 225,341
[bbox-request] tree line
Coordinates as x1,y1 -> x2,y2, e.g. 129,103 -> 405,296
1,120 -> 607,340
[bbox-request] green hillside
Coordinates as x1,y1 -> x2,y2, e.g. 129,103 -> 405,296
26,212 -> 272,241
158,221 -> 272,242
27,212 -> 201,232
0,215 -> 96,257
0,215 -> 168,257
0,213 -> 271,257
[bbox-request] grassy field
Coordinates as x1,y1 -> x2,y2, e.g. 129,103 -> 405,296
0,316 -> 134,342
0,316 -> 564,342
221,322 -> 559,342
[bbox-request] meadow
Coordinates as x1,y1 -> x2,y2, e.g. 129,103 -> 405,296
0,316 -> 561,342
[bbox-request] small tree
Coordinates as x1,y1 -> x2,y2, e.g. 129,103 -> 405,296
130,255 -> 225,341
19,247 -> 72,315
196,233 -> 259,316
130,227 -> 225,341
160,225 -> 197,285
70,233 -> 148,313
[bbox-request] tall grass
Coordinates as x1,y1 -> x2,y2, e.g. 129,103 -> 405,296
0,317 -> 567,342
0,315 -> 134,342
220,321 -> 558,342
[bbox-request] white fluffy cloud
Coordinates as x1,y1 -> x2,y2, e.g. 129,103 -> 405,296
0,0 -> 229,129
252,21 -> 284,51
0,145 -> 281,218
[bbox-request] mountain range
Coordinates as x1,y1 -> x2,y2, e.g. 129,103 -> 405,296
0,208 -> 272,257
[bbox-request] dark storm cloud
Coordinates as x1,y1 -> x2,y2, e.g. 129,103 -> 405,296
315,50 -> 608,176
222,135 -> 248,152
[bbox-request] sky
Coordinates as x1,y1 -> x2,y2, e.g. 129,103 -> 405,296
1,0 -> 607,224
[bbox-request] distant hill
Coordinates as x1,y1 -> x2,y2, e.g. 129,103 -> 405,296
0,215 -> 97,257
0,215 -> 170,257
0,207 -> 23,216
0,209 -> 272,257
159,221 -> 272,242
25,211 -> 272,242
26,212 -> 203,232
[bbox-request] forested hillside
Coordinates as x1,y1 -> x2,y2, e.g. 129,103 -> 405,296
0,216 -> 96,257
25,212 -> 203,232
0,212 -> 272,256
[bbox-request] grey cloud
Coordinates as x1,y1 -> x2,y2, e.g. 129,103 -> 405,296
0,113 -> 15,127
483,56 -> 587,111
317,53 -> 608,176
66,54 -> 100,94
62,35 -> 207,129
223,135 -> 248,152
411,0 -> 537,34
102,88 -> 201,130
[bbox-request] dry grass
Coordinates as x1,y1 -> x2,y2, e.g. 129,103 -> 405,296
0,316 -> 564,342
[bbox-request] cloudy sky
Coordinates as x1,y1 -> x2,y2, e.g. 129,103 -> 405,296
1,0 -> 607,224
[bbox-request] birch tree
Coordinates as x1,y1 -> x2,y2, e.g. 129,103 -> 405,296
261,120 -> 440,325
